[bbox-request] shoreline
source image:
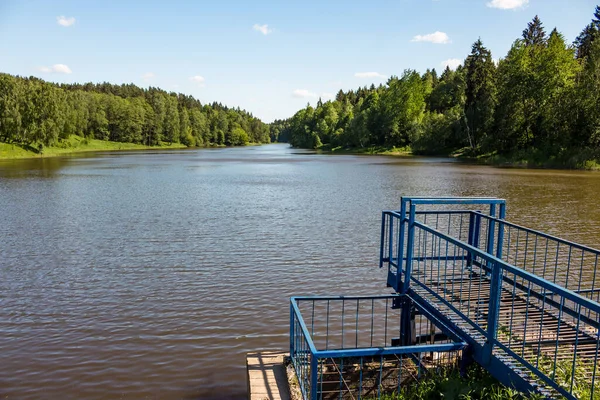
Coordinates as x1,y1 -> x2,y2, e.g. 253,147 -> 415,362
0,137 -> 188,160
0,137 -> 266,161
312,145 -> 600,171
315,145 -> 412,157
5,139 -> 599,172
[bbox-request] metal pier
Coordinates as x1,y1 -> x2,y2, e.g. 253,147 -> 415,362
290,197 -> 600,400
382,197 -> 600,399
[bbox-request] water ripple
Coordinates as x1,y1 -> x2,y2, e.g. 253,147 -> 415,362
1,144 -> 600,399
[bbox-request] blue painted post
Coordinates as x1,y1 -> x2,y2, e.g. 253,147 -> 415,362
402,203 -> 416,294
397,199 -> 408,292
388,213 -> 394,275
310,354 -> 318,400
496,203 -> 506,259
290,301 -> 295,358
485,260 -> 502,364
400,296 -> 414,346
484,201 -> 506,364
467,212 -> 475,267
473,213 -> 481,250
379,212 -> 386,269
486,205 -> 497,273
486,204 -> 496,256
469,213 -> 482,272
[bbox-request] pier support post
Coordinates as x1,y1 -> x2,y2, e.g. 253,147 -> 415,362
460,346 -> 475,377
496,203 -> 506,259
402,203 -> 416,294
309,355 -> 318,400
484,260 -> 502,364
400,296 -> 415,346
289,301 -> 295,358
467,212 -> 482,269
396,199 -> 408,292
486,204 -> 496,261
380,212 -> 386,270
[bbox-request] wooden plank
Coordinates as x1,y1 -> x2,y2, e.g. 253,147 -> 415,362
247,352 -> 291,400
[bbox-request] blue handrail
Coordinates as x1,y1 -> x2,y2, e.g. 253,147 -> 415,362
379,197 -> 600,399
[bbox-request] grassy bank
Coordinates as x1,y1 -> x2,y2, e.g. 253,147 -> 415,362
287,359 -> 545,400
485,152 -> 600,170
375,366 -> 544,400
451,147 -> 600,170
316,144 -> 412,156
312,144 -> 600,171
0,136 -> 189,160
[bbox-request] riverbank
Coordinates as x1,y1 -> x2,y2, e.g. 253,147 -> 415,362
312,144 -> 600,170
480,150 -> 600,171
0,136 -> 190,160
315,145 -> 412,156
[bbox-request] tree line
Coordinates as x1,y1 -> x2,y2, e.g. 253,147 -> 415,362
0,75 -> 271,149
273,7 -> 600,164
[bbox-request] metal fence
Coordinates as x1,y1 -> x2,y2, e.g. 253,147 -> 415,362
380,197 -> 600,399
477,213 -> 600,307
290,295 -> 468,400
381,197 -> 504,293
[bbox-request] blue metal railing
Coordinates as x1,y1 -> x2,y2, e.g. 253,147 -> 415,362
380,197 -> 600,399
476,212 -> 600,305
381,198 -> 504,293
290,295 -> 468,400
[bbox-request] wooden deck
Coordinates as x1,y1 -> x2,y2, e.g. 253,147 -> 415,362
246,352 -> 291,400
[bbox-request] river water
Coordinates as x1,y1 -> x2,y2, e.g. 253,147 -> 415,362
1,143 -> 600,399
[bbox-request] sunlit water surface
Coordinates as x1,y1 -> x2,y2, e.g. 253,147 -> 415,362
1,144 -> 600,399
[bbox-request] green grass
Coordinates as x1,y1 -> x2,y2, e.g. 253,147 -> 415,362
533,355 -> 598,400
299,143 -> 600,171
371,365 -> 544,400
452,147 -> 600,170
317,144 -> 412,156
0,135 -> 188,159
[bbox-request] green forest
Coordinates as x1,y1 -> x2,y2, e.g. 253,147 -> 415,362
3,7 -> 600,166
271,7 -> 600,168
0,74 -> 271,153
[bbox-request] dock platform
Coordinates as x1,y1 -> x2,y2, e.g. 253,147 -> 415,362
246,352 -> 291,400
285,197 -> 600,400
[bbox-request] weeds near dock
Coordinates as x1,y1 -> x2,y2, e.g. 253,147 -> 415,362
365,365 -> 543,400
533,355 -> 599,400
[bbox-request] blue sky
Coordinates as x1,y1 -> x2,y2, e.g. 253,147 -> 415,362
0,0 -> 597,122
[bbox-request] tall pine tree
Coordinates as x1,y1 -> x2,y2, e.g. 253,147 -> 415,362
464,39 -> 496,149
575,6 -> 600,59
522,15 -> 547,47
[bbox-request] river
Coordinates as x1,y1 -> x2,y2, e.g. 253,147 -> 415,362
1,143 -> 599,399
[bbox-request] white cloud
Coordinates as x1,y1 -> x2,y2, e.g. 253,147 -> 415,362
441,58 -> 462,70
189,75 -> 205,87
253,24 -> 273,35
354,72 -> 387,79
486,0 -> 528,9
292,89 -> 317,98
412,31 -> 451,44
56,16 -> 75,27
38,64 -> 72,74
321,92 -> 334,99
142,72 -> 155,81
